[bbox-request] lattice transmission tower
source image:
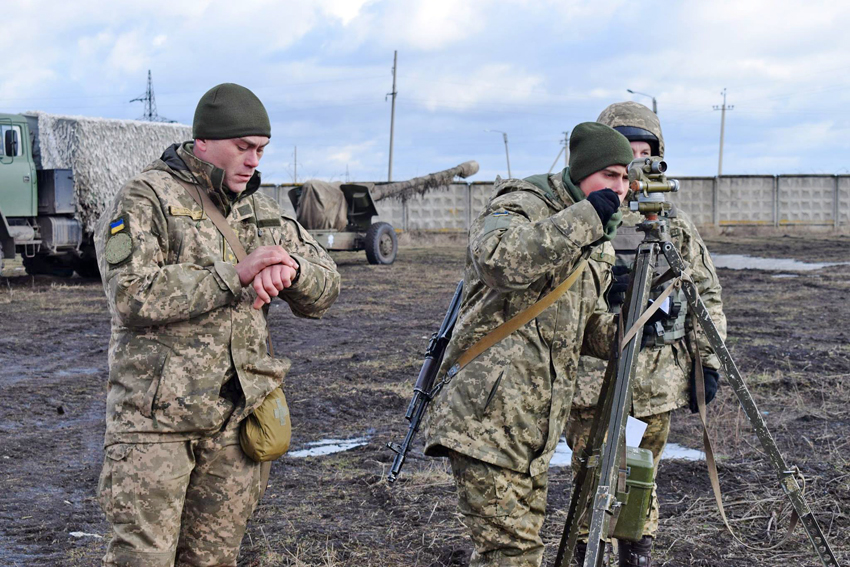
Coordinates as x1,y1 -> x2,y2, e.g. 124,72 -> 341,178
130,70 -> 175,123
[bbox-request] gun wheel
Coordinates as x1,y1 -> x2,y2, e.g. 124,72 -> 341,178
365,222 -> 398,265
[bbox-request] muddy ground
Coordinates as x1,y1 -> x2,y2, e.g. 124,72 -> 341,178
0,235 -> 848,566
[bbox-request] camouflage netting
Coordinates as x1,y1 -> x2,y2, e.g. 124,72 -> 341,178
296,180 -> 347,231
371,160 -> 479,202
24,112 -> 191,232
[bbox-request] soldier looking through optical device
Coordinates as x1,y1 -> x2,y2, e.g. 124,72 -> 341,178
423,122 -> 635,566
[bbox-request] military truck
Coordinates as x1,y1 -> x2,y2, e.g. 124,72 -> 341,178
0,112 -> 190,277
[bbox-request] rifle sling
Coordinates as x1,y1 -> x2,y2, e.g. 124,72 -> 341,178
447,259 -> 588,379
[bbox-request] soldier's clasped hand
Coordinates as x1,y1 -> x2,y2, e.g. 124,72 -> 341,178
252,263 -> 299,309
236,245 -> 299,286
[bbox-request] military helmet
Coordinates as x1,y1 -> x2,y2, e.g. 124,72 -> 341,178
596,101 -> 664,158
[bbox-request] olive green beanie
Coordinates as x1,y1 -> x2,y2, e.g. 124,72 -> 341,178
568,122 -> 633,184
193,83 -> 271,140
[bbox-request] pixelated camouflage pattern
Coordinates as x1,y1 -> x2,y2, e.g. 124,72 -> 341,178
98,425 -> 262,566
572,207 -> 726,416
596,102 -> 664,158
448,451 -> 549,567
424,168 -> 617,478
95,142 -> 340,446
565,408 -> 671,539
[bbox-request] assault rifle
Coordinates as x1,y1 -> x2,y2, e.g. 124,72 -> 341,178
386,281 -> 464,483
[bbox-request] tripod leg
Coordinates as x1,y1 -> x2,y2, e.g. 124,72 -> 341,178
554,242 -> 658,567
659,241 -> 839,567
553,341 -> 618,566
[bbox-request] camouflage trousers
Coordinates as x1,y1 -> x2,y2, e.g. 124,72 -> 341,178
565,408 -> 671,540
97,425 -> 263,567
448,451 -> 549,567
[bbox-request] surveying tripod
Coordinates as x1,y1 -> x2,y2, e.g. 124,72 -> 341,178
553,158 -> 839,567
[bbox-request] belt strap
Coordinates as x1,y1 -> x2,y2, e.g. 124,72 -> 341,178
446,259 -> 588,379
176,179 -> 248,261
177,178 -> 278,499
688,316 -> 799,550
175,177 -> 275,361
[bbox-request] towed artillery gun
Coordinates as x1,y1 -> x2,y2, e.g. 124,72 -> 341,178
288,161 -> 478,265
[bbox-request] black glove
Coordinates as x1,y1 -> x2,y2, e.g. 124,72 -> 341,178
689,366 -> 720,413
585,188 -> 620,226
606,264 -> 630,308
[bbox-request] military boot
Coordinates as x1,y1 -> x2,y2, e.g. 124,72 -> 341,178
574,541 -> 611,566
618,536 -> 652,567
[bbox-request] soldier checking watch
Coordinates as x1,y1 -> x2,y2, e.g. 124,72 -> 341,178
94,83 -> 340,566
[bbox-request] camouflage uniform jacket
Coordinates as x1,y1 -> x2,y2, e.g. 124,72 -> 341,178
424,168 -> 617,477
572,206 -> 726,417
95,142 -> 340,447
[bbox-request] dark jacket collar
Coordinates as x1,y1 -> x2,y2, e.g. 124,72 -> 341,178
159,142 -> 262,214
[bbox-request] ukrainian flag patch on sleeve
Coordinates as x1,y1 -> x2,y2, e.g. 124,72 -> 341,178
110,217 -> 126,235
104,214 -> 133,265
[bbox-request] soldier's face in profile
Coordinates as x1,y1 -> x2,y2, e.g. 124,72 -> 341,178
579,165 -> 628,203
631,141 -> 652,160
195,136 -> 270,193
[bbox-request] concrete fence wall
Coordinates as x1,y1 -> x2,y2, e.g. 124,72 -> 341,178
266,175 -> 850,233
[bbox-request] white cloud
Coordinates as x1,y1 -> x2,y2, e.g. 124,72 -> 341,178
4,0 -> 850,178
377,0 -> 488,51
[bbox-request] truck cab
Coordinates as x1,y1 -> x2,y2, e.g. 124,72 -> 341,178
0,113 -> 89,277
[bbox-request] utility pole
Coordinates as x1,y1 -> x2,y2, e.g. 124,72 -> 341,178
485,129 -> 511,177
627,89 -> 657,114
502,132 -> 511,178
293,146 -> 297,183
713,88 -> 734,176
130,70 -> 174,122
387,50 -> 398,182
548,132 -> 570,174
563,131 -> 569,166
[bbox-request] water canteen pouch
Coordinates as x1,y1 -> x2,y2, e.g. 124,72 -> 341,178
176,178 -> 292,463
239,387 -> 292,462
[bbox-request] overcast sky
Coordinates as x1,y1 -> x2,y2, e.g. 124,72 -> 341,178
3,0 -> 850,183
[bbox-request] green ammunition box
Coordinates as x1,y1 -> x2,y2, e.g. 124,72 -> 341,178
613,446 -> 655,542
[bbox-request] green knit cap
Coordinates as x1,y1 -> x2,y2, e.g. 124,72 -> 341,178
568,122 -> 633,184
193,83 -> 271,140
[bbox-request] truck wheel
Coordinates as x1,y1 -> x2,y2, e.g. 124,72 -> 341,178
0,246 -> 4,276
364,222 -> 398,265
74,258 -> 100,279
23,255 -> 74,278
74,245 -> 100,279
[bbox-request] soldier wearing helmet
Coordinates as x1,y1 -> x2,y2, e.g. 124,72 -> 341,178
567,101 -> 727,566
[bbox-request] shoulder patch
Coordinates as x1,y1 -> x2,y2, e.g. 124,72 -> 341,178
104,232 -> 133,265
481,212 -> 514,236
109,215 -> 128,235
258,218 -> 283,228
